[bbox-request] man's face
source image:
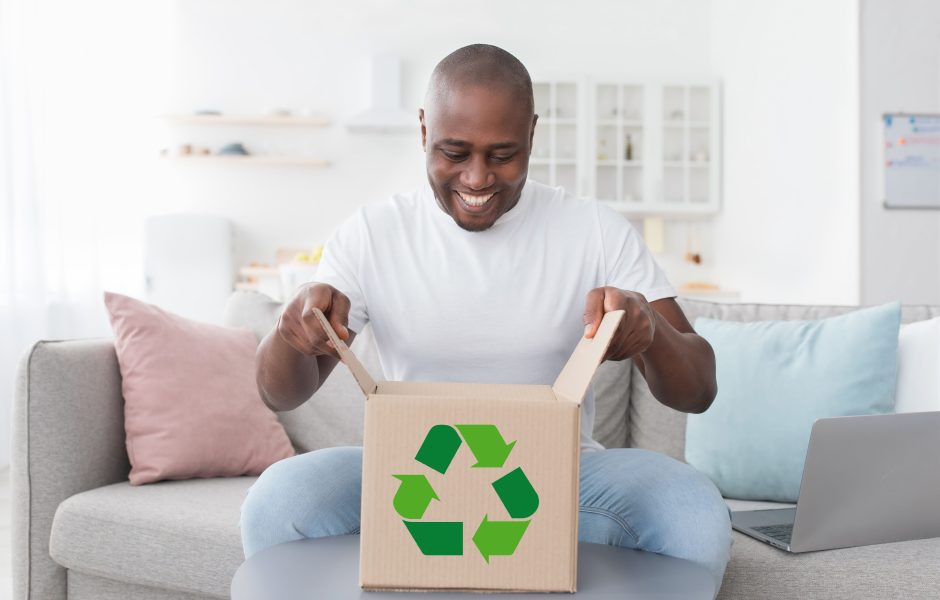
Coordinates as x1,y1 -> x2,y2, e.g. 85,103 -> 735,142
420,83 -> 537,232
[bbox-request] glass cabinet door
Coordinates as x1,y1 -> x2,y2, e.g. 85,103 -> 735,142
530,80 -> 582,195
535,78 -> 720,215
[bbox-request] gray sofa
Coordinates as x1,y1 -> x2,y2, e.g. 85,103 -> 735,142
12,291 -> 940,600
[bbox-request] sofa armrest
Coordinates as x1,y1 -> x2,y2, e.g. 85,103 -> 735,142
12,338 -> 131,600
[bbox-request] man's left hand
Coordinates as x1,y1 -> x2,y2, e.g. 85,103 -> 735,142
582,286 -> 655,362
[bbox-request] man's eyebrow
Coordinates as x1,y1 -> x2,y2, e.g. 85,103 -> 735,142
437,139 -> 520,150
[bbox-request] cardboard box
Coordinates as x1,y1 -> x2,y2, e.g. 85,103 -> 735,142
313,308 -> 625,593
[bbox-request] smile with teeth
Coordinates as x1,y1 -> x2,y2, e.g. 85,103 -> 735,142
456,190 -> 495,207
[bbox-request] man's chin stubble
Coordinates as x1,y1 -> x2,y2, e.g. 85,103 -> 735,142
455,219 -> 491,232
434,193 -> 495,232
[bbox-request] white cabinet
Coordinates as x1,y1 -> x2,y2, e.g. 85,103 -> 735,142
531,78 -> 720,216
590,82 -> 646,209
530,81 -> 583,196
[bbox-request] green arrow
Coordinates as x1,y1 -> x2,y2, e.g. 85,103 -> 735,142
403,521 -> 463,555
491,467 -> 539,518
471,515 -> 531,563
392,474 -> 439,519
415,424 -> 462,474
455,424 -> 516,468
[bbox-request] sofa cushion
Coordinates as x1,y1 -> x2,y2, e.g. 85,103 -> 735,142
104,292 -> 294,484
67,571 -> 218,600
895,317 -> 940,413
222,291 -> 380,453
720,528 -> 940,600
46,473 -> 940,600
627,360 -> 688,461
49,477 -> 253,598
725,497 -> 796,512
629,298 -> 940,464
590,359 -> 632,448
686,302 -> 901,502
719,497 -> 940,599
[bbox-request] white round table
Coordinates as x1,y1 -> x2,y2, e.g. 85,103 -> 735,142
231,535 -> 714,599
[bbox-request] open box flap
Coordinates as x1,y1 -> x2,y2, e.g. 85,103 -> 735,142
312,308 -> 377,396
552,309 -> 624,405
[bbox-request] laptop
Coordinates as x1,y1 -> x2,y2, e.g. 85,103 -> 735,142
731,411 -> 940,553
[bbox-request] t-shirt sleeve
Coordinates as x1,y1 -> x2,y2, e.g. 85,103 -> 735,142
313,208 -> 369,334
596,202 -> 677,302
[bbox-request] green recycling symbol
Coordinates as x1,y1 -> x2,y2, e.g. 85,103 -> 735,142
392,424 -> 539,562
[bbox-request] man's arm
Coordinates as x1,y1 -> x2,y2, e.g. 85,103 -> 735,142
583,288 -> 716,414
255,282 -> 356,412
632,298 -> 716,413
255,329 -> 356,412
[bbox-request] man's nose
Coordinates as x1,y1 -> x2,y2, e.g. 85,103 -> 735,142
461,154 -> 494,190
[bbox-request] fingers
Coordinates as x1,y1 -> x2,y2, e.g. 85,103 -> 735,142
328,289 -> 351,342
301,309 -> 335,359
582,287 -> 650,360
582,287 -> 606,339
276,283 -> 353,359
299,285 -> 338,357
605,326 -> 638,362
601,292 -> 655,361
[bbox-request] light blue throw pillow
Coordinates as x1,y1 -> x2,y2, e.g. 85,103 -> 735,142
685,302 -> 901,502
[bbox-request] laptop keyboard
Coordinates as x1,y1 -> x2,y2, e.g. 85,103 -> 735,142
753,524 -> 793,544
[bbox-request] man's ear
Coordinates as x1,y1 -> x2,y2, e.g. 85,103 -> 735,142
419,108 -> 427,151
528,113 -> 538,152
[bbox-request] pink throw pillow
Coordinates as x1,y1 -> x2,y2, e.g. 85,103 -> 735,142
104,291 -> 295,485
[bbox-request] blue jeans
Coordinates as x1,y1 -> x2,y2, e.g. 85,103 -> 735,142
240,446 -> 733,597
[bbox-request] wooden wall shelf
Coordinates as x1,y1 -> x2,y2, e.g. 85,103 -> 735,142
161,156 -> 330,167
160,114 -> 330,127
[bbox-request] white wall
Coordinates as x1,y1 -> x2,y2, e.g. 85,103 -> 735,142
152,0 -> 861,307
0,0 -> 866,469
860,0 -> 940,306
154,0 -> 715,275
0,0 -> 173,471
703,0 -> 860,305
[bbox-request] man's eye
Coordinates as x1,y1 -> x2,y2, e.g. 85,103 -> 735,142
491,154 -> 515,163
441,150 -> 467,161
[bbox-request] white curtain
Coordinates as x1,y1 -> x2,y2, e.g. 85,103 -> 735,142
0,0 -> 172,467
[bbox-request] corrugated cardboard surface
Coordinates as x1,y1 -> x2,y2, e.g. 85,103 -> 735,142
553,309 -> 625,404
311,307 -> 376,394
360,394 -> 580,592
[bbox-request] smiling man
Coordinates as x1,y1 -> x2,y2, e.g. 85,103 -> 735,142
243,44 -> 732,597
422,58 -> 531,232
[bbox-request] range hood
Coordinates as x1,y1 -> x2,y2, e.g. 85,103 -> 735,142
346,55 -> 417,134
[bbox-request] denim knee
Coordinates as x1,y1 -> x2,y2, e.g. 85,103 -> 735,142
240,446 -> 363,559
579,448 -> 732,596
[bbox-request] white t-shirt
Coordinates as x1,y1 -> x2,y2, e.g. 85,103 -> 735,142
315,179 -> 676,451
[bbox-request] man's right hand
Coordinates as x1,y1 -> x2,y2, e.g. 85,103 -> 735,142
276,283 -> 352,359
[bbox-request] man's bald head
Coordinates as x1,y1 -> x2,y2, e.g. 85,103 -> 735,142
420,44 -> 536,233
424,44 -> 534,118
